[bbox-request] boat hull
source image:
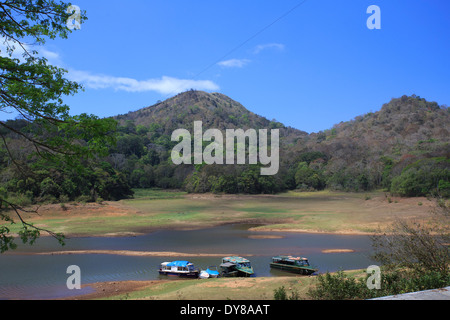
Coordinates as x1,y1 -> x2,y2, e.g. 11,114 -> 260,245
220,257 -> 254,278
221,272 -> 250,277
207,273 -> 220,278
205,266 -> 220,278
159,270 -> 200,278
270,263 -> 317,275
220,268 -> 254,278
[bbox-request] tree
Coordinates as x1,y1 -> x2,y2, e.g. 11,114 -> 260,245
371,198 -> 449,275
115,134 -> 145,157
0,1 -> 117,253
294,162 -> 325,190
390,158 -> 449,197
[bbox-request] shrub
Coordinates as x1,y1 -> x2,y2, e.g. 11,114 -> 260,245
4,192 -> 33,207
75,195 -> 93,203
59,194 -> 70,203
273,286 -> 287,300
308,269 -> 450,300
308,271 -> 364,300
273,286 -> 300,300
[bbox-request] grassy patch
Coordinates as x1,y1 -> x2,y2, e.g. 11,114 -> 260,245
238,207 -> 289,214
1,191 -> 433,237
131,188 -> 187,200
103,276 -> 320,300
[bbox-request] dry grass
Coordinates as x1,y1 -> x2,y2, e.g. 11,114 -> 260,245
70,269 -> 368,300
1,190 -> 434,237
96,276 -> 319,300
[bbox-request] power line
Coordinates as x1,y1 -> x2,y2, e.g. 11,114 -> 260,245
161,0 -> 309,100
192,0 -> 309,80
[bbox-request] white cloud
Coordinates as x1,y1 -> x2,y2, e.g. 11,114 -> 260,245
39,47 -> 61,64
1,36 -> 220,96
253,43 -> 285,54
217,59 -> 251,68
68,70 -> 220,95
0,37 -> 61,65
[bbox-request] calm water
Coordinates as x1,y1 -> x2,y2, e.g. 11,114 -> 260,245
0,224 -> 376,300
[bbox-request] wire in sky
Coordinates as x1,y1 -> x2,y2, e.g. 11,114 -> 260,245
192,0 -> 309,80
161,0 -> 309,100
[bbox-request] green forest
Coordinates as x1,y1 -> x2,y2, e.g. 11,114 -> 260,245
1,91 -> 449,207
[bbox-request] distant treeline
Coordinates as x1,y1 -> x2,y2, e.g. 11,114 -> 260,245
0,95 -> 449,205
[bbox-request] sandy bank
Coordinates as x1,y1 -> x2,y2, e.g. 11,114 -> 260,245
248,227 -> 376,236
34,250 -> 254,257
62,280 -> 167,300
247,235 -> 285,239
321,249 -> 356,253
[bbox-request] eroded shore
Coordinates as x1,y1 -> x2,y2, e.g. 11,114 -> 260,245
3,191 -> 434,238
1,191 -> 436,300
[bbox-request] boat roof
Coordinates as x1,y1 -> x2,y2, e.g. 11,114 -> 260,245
223,256 -> 250,263
164,261 -> 193,267
220,262 -> 236,267
206,268 -> 220,275
273,255 -> 308,261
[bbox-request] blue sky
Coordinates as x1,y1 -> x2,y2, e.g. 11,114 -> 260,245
2,0 -> 450,133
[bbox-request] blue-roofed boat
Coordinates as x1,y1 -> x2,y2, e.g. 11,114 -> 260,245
159,261 -> 200,278
206,266 -> 220,278
199,266 -> 220,279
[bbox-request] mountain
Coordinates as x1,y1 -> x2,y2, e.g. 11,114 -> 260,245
0,91 -> 448,201
291,95 -> 450,193
303,95 -> 449,153
115,90 -> 306,141
111,91 -> 448,196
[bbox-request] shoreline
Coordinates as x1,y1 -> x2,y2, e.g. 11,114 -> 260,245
62,269 -> 367,300
9,221 -> 380,239
2,190 -> 433,239
0,191 -> 441,301
33,250 -> 255,257
61,280 -> 170,300
247,226 -> 377,236
19,219 -> 381,239
27,247 -> 358,257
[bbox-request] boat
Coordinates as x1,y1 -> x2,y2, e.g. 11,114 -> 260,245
199,266 -> 220,279
199,270 -> 210,279
159,261 -> 200,278
220,256 -> 254,277
205,266 -> 220,278
270,255 -> 318,275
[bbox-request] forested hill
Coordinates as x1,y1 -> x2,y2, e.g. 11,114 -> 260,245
290,95 -> 449,195
114,90 -> 305,142
0,92 -> 449,204
110,92 -> 448,196
303,95 -> 449,156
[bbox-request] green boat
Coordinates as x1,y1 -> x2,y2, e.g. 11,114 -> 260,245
270,256 -> 318,275
220,256 -> 254,277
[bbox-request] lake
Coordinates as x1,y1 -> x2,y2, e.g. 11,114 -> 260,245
0,224 -> 376,300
